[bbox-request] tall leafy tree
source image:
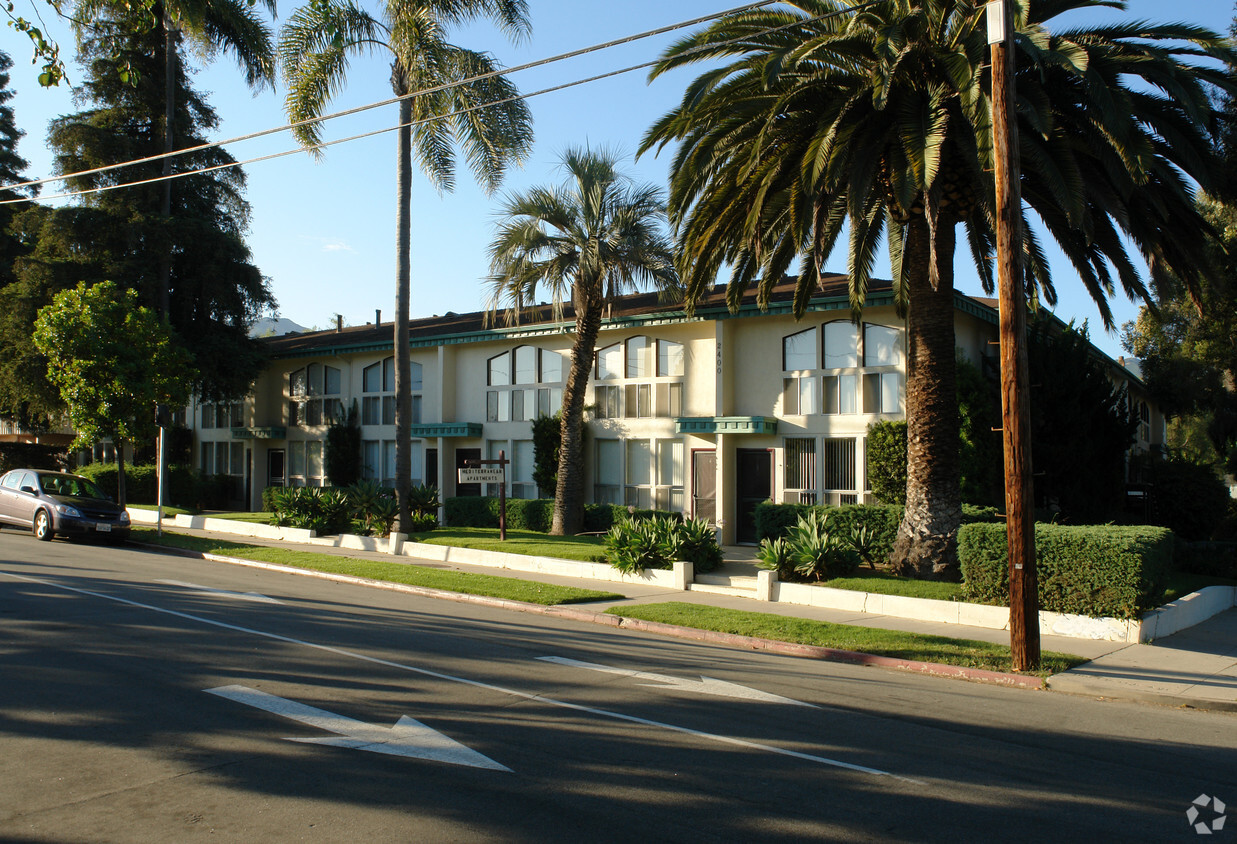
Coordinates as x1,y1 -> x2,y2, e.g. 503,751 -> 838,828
33,281 -> 192,506
0,49 -> 35,290
71,0 -> 277,316
280,0 -> 534,532
486,148 -> 680,535
642,0 -> 1233,577
14,12 -> 276,405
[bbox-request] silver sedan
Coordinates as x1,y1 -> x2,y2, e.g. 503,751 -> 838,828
0,469 -> 131,543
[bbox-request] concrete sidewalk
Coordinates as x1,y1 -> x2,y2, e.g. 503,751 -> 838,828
134,521 -> 1236,712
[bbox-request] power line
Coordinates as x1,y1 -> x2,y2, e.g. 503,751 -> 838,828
1,0 -> 787,195
2,0 -> 876,204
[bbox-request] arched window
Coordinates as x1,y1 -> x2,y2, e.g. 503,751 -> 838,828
822,321 -> 858,369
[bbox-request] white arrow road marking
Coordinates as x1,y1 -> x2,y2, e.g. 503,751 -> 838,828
1,570 -> 920,784
538,656 -> 819,708
205,685 -> 510,770
157,579 -> 283,605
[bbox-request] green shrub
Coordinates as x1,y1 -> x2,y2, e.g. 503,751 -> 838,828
866,420 -> 907,505
78,462 -> 201,508
262,485 -> 281,512
444,496 -> 500,528
1148,457 -> 1230,541
958,523 -> 1174,619
604,516 -> 722,574
0,442 -> 65,473
269,487 -> 353,535
757,510 -> 861,582
1173,540 -> 1237,580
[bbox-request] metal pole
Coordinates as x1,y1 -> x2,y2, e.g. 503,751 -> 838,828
988,0 -> 1039,670
157,423 -> 166,537
498,449 -> 507,542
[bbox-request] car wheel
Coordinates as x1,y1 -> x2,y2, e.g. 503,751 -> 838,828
33,510 -> 54,542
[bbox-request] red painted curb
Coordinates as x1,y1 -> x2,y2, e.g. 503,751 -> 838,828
136,542 -> 1044,690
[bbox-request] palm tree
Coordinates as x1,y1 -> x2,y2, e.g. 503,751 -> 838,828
487,148 -> 680,535
641,0 -> 1233,577
280,0 -> 534,531
73,0 -> 278,317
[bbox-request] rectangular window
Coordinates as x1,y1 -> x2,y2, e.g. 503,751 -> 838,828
594,385 -> 620,419
215,404 -> 229,429
784,437 -> 817,505
202,406 -> 214,429
624,384 -> 652,418
230,442 -> 244,476
512,389 -> 526,422
864,372 -> 900,414
383,441 -> 396,486
487,391 -> 499,423
362,396 -> 381,426
512,439 -> 535,499
411,394 -> 423,425
823,437 -> 857,505
409,441 -> 424,487
289,441 -> 305,480
840,374 -> 858,414
537,388 -> 551,418
656,382 -> 682,418
324,367 -> 341,396
201,442 -> 214,475
362,440 -> 380,480
783,376 -> 817,415
625,439 -> 652,508
658,340 -> 685,377
215,443 -> 229,476
656,440 -> 685,512
382,396 -> 396,426
595,439 -> 622,503
307,441 -> 323,484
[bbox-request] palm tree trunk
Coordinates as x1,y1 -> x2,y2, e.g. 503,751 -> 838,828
889,217 -> 962,579
392,64 -> 413,532
550,283 -> 603,535
158,11 -> 176,319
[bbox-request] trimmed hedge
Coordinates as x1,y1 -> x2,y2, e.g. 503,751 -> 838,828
754,502 -> 1001,564
444,497 -> 679,533
958,523 -> 1174,619
76,462 -> 213,508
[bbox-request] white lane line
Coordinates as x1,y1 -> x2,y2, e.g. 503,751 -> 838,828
538,656 -> 819,707
205,684 -> 510,770
1,569 -> 921,784
157,579 -> 284,604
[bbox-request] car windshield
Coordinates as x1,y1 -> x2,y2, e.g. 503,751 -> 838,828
39,474 -> 107,500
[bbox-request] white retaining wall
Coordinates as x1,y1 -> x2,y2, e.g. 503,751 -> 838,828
124,508 -> 1236,642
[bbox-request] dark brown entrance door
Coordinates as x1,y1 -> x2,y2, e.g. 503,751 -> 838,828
735,448 -> 772,544
455,448 -> 481,496
692,450 -> 716,525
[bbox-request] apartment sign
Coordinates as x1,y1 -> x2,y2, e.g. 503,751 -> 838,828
458,468 -> 504,484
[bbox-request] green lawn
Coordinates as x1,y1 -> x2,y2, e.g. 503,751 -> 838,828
608,602 -> 1085,676
405,527 -> 606,563
820,569 -> 965,601
130,528 -> 623,606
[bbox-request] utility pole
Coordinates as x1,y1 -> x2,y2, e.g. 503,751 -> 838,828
987,0 -> 1039,670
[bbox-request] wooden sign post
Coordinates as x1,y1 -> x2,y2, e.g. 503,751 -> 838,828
459,450 -> 509,540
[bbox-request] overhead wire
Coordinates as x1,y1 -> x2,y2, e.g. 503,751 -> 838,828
2,0 -> 877,204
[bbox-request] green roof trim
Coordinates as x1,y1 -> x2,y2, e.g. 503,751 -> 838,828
675,416 -> 779,435
408,422 -> 483,438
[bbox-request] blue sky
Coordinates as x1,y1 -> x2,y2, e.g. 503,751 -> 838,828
3,0 -> 1235,358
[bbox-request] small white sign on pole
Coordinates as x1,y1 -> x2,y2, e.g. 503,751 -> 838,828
458,467 -> 504,484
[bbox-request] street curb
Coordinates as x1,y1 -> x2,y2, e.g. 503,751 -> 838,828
136,542 -> 1048,690
1043,677 -> 1237,713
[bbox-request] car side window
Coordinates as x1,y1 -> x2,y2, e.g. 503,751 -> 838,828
0,472 -> 19,490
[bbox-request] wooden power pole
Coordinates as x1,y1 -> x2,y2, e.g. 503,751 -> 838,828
987,0 -> 1040,670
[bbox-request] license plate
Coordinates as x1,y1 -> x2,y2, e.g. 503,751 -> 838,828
95,523 -> 112,533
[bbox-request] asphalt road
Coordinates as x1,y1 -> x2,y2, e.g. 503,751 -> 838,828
1,530 -> 1234,843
